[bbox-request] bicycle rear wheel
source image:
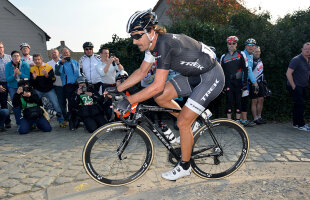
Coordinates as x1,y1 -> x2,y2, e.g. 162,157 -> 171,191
82,122 -> 154,186
191,119 -> 249,179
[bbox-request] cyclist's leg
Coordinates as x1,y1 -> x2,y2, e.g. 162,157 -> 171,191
153,82 -> 180,118
177,106 -> 198,161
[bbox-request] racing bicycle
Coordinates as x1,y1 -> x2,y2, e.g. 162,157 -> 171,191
82,92 -> 250,186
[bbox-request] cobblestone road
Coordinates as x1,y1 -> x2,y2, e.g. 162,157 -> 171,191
0,119 -> 309,199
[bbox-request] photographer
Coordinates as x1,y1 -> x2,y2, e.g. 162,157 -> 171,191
70,76 -> 107,133
5,50 -> 30,127
55,48 -> 80,123
12,80 -> 51,134
96,47 -> 124,120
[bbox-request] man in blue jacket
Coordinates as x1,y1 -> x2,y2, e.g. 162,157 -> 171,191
55,48 -> 80,120
5,50 -> 30,126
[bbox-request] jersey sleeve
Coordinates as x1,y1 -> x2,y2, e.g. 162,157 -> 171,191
144,50 -> 155,63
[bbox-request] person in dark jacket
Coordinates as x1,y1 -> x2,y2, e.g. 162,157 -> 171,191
13,80 -> 51,134
70,76 -> 107,133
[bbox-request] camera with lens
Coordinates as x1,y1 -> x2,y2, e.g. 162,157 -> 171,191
22,86 -> 32,93
81,86 -> 88,92
65,57 -> 71,61
110,53 -> 116,66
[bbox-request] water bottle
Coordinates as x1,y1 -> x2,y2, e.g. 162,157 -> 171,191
161,124 -> 177,144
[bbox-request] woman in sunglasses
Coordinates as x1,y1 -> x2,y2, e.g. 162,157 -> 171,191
107,8 -> 225,181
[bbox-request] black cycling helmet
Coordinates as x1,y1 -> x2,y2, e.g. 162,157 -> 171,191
126,8 -> 158,33
245,38 -> 257,45
76,76 -> 87,84
82,42 -> 94,49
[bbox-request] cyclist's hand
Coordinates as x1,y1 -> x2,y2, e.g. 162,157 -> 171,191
242,85 -> 247,91
115,98 -> 131,114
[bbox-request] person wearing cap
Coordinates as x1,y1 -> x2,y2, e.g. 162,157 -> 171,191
20,43 -> 34,66
240,38 -> 258,127
220,36 -> 248,122
29,54 -> 66,128
79,42 -> 102,93
12,79 -> 52,134
55,48 -> 80,123
107,9 -> 225,181
0,42 -> 12,128
69,76 -> 107,132
286,42 -> 310,131
5,50 -> 30,126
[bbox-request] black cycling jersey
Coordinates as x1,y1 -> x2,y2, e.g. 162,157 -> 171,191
151,33 -> 217,76
220,51 -> 248,88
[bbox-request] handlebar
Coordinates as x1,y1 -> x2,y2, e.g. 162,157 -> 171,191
105,90 -> 138,127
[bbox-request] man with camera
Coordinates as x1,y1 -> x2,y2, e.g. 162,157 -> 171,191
29,54 -> 66,128
0,42 -> 12,128
96,47 -> 124,120
12,79 -> 51,134
79,42 -> 102,93
5,50 -> 30,127
55,48 -> 80,123
70,76 -> 107,132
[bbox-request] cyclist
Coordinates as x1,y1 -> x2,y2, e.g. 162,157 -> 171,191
107,9 -> 225,180
220,36 -> 248,122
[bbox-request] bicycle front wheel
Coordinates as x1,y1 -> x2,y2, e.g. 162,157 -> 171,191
191,119 -> 249,179
82,122 -> 154,186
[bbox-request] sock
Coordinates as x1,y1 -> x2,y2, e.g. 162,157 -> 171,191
179,160 -> 190,170
254,116 -> 259,120
257,115 -> 261,119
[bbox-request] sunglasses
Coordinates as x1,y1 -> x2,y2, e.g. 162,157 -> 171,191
84,48 -> 93,51
228,43 -> 236,45
247,44 -> 255,46
130,33 -> 145,40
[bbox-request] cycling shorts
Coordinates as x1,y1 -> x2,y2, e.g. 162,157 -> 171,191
169,62 -> 225,115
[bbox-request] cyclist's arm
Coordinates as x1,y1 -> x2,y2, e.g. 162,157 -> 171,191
127,68 -> 169,104
117,60 -> 152,92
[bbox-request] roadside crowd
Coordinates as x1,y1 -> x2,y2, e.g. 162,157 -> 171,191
0,37 -> 309,134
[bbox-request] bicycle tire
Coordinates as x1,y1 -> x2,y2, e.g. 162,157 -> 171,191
82,122 -> 154,186
191,119 -> 249,179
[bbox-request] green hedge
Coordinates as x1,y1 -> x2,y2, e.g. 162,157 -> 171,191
100,8 -> 310,121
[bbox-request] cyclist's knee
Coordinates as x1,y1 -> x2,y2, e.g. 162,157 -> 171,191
227,109 -> 232,114
236,109 -> 241,114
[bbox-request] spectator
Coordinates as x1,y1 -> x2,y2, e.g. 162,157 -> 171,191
286,42 -> 310,131
251,46 -> 267,124
0,108 -> 9,132
12,80 -> 51,134
96,47 -> 124,120
20,43 -> 34,66
79,42 -> 102,93
220,36 -> 248,122
47,49 -> 67,121
55,48 -> 80,123
5,51 -> 30,126
240,38 -> 258,127
70,76 -> 107,133
0,42 -> 12,128
29,54 -> 66,128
